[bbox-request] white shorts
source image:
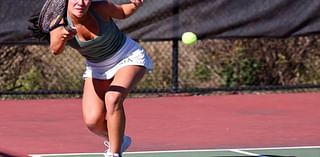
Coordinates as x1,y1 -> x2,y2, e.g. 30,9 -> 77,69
82,37 -> 153,80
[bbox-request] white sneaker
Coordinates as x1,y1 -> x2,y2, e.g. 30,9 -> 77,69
104,152 -> 121,157
104,135 -> 132,155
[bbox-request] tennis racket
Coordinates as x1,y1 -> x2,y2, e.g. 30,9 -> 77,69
38,0 -> 72,33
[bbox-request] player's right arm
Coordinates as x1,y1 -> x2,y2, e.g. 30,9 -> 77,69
94,0 -> 143,20
50,27 -> 76,55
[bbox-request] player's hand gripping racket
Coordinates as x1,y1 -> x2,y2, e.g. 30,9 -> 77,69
38,0 -> 73,33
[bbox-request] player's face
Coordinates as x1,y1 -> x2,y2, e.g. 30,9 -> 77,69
69,0 -> 91,18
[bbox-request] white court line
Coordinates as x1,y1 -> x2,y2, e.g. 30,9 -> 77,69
241,145 -> 320,151
230,149 -> 264,157
29,153 -> 103,157
29,145 -> 320,157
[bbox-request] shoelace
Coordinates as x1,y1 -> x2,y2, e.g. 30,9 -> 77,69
104,145 -> 121,157
104,139 -> 126,157
104,140 -> 110,153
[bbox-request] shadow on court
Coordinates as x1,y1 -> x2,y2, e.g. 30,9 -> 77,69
0,152 -> 19,157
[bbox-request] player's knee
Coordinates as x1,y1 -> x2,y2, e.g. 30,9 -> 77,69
83,114 -> 101,132
105,92 -> 124,113
85,120 -> 101,133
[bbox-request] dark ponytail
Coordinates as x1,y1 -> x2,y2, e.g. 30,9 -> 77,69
28,12 -> 50,42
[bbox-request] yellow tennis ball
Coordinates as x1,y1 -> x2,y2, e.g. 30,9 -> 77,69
182,32 -> 197,45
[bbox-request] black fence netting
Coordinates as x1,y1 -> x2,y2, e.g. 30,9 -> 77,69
1,0 -> 320,97
3,0 -> 320,43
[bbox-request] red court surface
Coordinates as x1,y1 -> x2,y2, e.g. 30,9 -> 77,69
0,92 -> 319,157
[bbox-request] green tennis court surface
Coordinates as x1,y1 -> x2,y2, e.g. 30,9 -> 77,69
29,146 -> 320,157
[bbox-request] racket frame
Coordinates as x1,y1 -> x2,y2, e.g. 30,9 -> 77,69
39,0 -> 70,33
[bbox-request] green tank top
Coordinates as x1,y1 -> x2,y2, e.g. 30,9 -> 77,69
67,8 -> 126,63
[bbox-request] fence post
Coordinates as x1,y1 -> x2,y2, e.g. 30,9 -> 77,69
171,1 -> 179,93
172,39 -> 179,92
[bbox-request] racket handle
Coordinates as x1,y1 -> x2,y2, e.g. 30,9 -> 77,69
64,25 -> 73,31
64,25 -> 76,34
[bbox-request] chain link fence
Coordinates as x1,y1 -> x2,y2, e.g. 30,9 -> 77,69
1,35 -> 320,98
2,1 -> 320,98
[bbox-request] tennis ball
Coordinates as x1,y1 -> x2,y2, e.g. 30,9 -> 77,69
182,32 -> 197,45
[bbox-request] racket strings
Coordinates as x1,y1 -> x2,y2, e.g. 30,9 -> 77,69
39,0 -> 67,32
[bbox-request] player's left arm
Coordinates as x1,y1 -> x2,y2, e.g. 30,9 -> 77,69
93,0 -> 143,19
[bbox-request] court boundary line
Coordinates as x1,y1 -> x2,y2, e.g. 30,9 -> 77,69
230,149 -> 262,156
28,145 -> 320,157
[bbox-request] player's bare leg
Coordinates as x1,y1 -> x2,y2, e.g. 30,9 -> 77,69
82,78 -> 112,139
105,65 -> 146,154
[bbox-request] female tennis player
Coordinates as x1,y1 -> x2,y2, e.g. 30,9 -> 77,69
50,0 -> 152,156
